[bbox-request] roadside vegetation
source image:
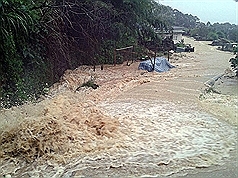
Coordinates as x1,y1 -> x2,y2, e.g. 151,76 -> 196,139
1,0 -> 238,108
229,46 -> 238,76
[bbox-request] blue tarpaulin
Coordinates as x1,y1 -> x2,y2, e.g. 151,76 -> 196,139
138,57 -> 175,72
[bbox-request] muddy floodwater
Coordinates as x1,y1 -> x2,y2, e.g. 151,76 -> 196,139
0,37 -> 237,178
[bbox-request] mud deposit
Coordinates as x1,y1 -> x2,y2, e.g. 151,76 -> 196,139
0,37 -> 237,178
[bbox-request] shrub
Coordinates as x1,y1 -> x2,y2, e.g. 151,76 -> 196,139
229,45 -> 238,77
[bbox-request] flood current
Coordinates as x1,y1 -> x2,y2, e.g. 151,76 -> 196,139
0,37 -> 237,177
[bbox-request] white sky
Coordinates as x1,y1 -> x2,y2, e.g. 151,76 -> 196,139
156,0 -> 238,24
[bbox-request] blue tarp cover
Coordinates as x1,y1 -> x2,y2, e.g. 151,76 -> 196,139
138,57 -> 175,72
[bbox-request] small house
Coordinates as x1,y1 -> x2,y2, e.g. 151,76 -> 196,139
155,26 -> 185,44
172,26 -> 184,44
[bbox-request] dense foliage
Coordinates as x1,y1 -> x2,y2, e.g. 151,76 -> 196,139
0,0 -> 172,108
0,0 -> 42,107
190,22 -> 238,42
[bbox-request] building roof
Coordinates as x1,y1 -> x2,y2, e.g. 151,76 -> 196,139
155,26 -> 184,34
172,26 -> 184,33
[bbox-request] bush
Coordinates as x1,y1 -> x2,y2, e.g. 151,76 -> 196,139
229,45 -> 238,77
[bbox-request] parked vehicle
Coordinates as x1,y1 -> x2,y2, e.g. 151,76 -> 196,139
175,44 -> 195,52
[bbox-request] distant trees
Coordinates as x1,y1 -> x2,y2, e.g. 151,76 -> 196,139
161,3 -> 237,43
172,9 -> 199,29
189,22 -> 238,42
207,32 -> 218,41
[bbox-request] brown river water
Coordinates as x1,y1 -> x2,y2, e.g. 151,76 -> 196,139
0,37 -> 237,178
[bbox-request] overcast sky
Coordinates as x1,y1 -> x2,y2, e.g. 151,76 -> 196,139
157,0 -> 238,25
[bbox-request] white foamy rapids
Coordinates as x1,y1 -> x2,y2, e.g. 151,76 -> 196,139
38,100 -> 236,178
2,99 -> 236,178
91,99 -> 236,177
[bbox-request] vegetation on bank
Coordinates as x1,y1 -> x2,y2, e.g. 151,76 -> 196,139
230,46 -> 238,76
0,0 -> 238,108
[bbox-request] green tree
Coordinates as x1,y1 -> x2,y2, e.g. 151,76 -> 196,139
0,0 -> 71,108
216,31 -> 225,39
207,32 -> 218,40
229,45 -> 238,77
0,0 -> 35,107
